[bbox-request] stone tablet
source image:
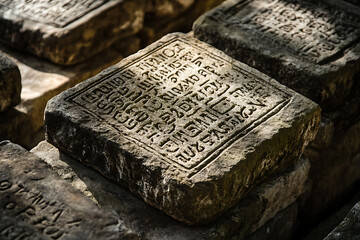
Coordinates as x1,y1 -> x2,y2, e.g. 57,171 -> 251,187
31,141 -> 310,239
0,54 -> 21,112
193,0 -> 360,110
0,141 -> 136,240
0,0 -> 144,65
45,33 -> 320,225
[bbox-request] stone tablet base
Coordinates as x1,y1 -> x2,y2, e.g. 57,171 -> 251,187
0,36 -> 140,149
31,140 -> 309,239
0,141 -> 136,239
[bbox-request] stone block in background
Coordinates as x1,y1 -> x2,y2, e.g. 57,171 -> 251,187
0,141 -> 137,240
140,0 -> 224,47
0,36 -> 140,149
0,0 -> 144,65
344,0 -> 360,6
324,201 -> 360,240
31,140 -> 310,239
297,84 -> 360,221
44,33 -> 320,225
0,54 -> 21,112
193,0 -> 360,111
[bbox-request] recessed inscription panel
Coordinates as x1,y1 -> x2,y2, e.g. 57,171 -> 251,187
67,38 -> 290,171
219,0 -> 360,63
0,0 -> 107,27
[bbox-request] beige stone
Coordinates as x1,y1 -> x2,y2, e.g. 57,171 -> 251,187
45,33 -> 320,224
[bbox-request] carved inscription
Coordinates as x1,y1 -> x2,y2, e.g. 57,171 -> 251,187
68,38 -> 291,172
0,179 -> 82,240
221,0 -> 360,63
0,0 -> 107,27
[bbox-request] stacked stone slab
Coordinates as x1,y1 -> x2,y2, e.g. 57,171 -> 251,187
193,0 -> 360,223
31,140 -> 309,239
0,0 -> 145,148
0,141 -> 137,239
0,54 -> 21,112
0,0 -> 145,65
44,32 -> 320,235
140,0 -> 224,47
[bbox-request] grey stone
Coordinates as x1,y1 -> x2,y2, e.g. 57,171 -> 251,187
140,0 -> 224,47
325,202 -> 360,240
0,35 -> 140,149
0,141 -> 137,239
0,54 -> 21,112
0,0 -> 145,65
31,140 -> 310,239
193,0 -> 360,110
244,203 -> 298,240
44,33 -> 320,225
301,120 -> 360,220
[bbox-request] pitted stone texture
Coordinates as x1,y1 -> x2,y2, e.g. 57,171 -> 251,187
0,141 -> 137,240
325,202 -> 360,240
32,141 -> 310,239
45,33 -> 320,225
193,0 -> 360,110
0,54 -> 21,112
0,35 -> 139,149
0,0 -> 144,65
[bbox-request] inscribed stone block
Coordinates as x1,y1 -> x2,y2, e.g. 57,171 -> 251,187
0,54 -> 21,112
31,140 -> 310,239
44,33 -> 320,225
193,0 -> 360,110
0,35 -> 140,149
0,0 -> 145,65
0,141 -> 137,239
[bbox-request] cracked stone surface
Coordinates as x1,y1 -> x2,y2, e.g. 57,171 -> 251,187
45,33 -> 320,225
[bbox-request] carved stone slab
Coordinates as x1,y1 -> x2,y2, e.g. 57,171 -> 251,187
0,0 -> 145,65
0,141 -> 136,240
45,33 -> 320,225
31,141 -> 310,239
0,54 -> 21,112
193,0 -> 360,110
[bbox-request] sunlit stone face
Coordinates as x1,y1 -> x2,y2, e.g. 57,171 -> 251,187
67,37 -> 291,172
45,33 -> 320,225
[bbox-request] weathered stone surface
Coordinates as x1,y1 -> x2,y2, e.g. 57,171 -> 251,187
44,33 -> 320,225
325,202 -> 360,240
0,35 -> 140,149
303,191 -> 360,240
245,203 -> 298,240
31,140 -> 310,239
300,119 -> 360,221
140,0 -> 224,47
145,0 -> 194,18
0,54 -> 21,112
193,0 -> 360,110
0,0 -> 145,65
0,141 -> 137,239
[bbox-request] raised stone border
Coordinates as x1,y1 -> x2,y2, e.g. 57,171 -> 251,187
45,33 -> 320,224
